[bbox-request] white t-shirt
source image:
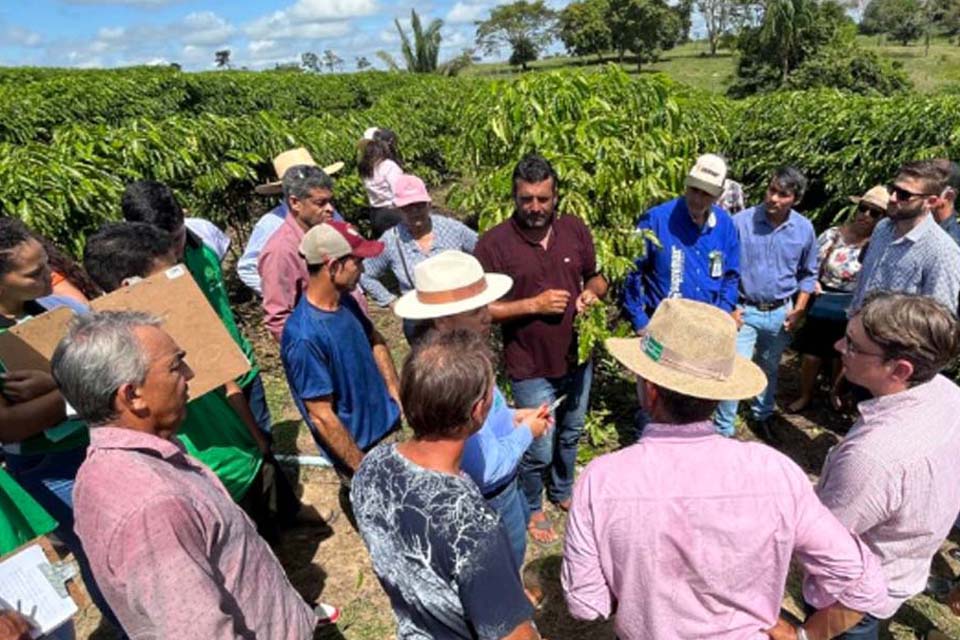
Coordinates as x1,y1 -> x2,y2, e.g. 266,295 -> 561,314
362,159 -> 403,208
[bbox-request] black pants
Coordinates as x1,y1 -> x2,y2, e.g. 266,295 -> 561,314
368,206 -> 403,238
238,453 -> 302,545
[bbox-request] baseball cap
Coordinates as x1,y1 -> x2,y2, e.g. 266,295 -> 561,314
392,174 -> 432,208
299,221 -> 384,265
685,154 -> 728,197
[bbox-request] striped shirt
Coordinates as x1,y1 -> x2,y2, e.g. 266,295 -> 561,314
849,214 -> 960,314
360,213 -> 478,307
813,374 -> 960,618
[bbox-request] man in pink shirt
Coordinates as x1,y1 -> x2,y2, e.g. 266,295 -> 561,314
812,292 -> 960,638
53,311 -> 325,638
562,298 -> 887,640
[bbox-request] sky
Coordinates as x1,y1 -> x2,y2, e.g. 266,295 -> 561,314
0,0 -> 575,71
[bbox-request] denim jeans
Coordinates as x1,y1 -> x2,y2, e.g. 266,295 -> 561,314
511,360 -> 593,513
5,447 -> 125,637
242,372 -> 273,442
485,476 -> 529,570
714,303 -> 793,436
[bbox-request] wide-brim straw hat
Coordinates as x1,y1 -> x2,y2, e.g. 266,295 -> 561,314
394,250 -> 513,320
255,147 -> 344,196
849,184 -> 889,212
605,298 -> 766,401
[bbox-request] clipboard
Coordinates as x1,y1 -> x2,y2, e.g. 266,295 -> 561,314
0,537 -> 80,637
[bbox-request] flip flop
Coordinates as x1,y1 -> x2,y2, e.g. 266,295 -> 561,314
314,602 -> 341,625
527,512 -> 559,545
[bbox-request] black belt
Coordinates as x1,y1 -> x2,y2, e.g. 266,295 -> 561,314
741,297 -> 789,312
483,477 -> 516,501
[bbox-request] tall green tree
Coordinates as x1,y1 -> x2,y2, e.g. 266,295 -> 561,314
608,0 -> 682,69
214,49 -> 231,69
395,9 -> 444,72
559,0 -> 613,62
301,51 -> 321,73
475,0 -> 557,71
356,56 -> 372,70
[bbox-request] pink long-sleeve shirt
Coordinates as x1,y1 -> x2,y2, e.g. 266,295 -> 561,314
258,212 -> 310,342
73,426 -> 317,639
562,421 -> 887,640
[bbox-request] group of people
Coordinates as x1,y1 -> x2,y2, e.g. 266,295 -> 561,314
0,134 -> 960,640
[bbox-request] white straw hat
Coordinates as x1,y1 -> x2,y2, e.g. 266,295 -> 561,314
255,148 -> 344,196
605,298 -> 766,401
394,251 -> 513,320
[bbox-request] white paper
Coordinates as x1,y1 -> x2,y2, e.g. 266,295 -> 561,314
0,544 -> 77,637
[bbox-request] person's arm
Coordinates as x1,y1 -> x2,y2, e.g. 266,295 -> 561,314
0,610 -> 31,640
370,328 -> 401,407
785,228 -> 819,330
222,381 -> 269,453
816,446 -> 894,536
456,220 -> 479,253
358,247 -> 397,308
115,495 -> 257,639
488,290 -> 571,322
925,244 -> 960,314
304,397 -> 365,473
562,468 -> 614,620
718,221 -> 741,313
259,246 -> 298,342
501,622 -> 541,640
576,273 -> 608,313
575,221 -> 607,313
0,389 -> 68,443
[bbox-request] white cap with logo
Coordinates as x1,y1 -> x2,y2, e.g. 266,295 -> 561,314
685,153 -> 728,198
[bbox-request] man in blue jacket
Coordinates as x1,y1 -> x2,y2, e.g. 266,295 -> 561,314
623,153 -> 741,332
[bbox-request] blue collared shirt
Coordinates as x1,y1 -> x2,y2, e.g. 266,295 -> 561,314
460,387 -> 532,495
622,197 -> 740,330
734,206 -> 818,303
940,214 -> 960,248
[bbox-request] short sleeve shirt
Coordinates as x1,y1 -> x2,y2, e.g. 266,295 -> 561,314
474,215 -> 598,380
280,294 -> 399,464
351,444 -> 533,639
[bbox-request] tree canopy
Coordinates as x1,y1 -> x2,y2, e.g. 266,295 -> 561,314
475,0 -> 557,70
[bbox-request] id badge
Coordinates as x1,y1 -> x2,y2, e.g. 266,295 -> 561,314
709,251 -> 723,278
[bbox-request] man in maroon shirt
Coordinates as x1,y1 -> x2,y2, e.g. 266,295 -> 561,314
474,155 -> 608,543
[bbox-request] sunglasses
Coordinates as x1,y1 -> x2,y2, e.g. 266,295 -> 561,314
887,184 -> 934,201
857,204 -> 884,218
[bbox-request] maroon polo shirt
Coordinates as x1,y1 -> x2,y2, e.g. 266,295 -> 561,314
475,214 -> 599,381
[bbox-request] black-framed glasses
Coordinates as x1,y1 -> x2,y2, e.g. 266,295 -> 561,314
857,204 -> 884,219
887,184 -> 933,201
838,334 -> 886,358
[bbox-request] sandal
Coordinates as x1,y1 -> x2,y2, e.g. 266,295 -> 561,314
527,511 -> 559,545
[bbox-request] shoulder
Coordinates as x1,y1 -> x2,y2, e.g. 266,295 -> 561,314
646,198 -> 679,220
791,211 -> 817,235
75,451 -> 189,522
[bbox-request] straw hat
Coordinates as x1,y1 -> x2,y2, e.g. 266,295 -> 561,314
255,148 -> 345,196
394,251 -> 513,320
849,185 -> 889,212
605,299 -> 766,401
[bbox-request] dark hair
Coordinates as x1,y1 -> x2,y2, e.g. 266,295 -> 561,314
282,165 -> 335,203
83,222 -> 175,293
0,217 -> 35,276
512,154 -> 558,197
653,384 -> 720,424
859,292 -> 960,384
897,160 -> 952,196
358,133 -> 401,179
400,329 -> 493,439
121,180 -> 185,233
34,235 -> 102,299
768,166 -> 807,202
931,158 -> 960,193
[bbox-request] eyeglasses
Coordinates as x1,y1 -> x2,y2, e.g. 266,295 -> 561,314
857,205 -> 884,219
838,334 -> 886,359
887,184 -> 933,202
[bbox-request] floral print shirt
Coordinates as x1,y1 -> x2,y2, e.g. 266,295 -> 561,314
818,226 -> 866,292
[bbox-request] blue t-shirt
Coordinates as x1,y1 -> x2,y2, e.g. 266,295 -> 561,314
280,293 -> 399,463
351,443 -> 533,639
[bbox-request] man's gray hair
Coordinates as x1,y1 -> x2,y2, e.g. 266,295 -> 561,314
51,311 -> 162,426
281,165 -> 334,203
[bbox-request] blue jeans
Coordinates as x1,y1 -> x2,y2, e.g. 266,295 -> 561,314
485,477 -> 529,570
242,372 -> 273,442
714,303 -> 793,436
5,447 -> 125,637
511,360 -> 593,513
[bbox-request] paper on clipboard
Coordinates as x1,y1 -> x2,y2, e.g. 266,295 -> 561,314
0,544 -> 77,637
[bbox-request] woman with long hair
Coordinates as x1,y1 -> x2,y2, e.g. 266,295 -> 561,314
358,128 -> 405,237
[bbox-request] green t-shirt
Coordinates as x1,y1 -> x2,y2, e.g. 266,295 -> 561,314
176,389 -> 263,501
183,237 -> 259,389
0,467 -> 57,555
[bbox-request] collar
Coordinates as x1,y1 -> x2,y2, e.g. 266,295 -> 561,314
509,215 -> 555,246
899,212 -> 936,243
754,206 -> 795,231
640,420 -> 719,440
90,425 -> 186,460
855,375 -> 937,427
282,208 -> 306,239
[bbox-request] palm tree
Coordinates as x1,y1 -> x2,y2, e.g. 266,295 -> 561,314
758,0 -> 812,83
394,9 -> 443,72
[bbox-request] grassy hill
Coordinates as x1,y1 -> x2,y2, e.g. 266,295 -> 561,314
465,35 -> 960,95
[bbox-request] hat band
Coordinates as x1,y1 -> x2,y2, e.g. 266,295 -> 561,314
641,334 -> 734,381
416,277 -> 487,305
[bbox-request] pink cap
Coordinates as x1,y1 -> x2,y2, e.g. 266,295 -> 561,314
392,174 -> 431,208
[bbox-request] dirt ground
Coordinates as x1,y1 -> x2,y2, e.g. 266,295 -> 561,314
70,286 -> 960,640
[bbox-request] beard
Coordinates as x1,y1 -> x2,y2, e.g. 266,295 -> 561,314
888,201 -> 926,222
515,209 -> 555,229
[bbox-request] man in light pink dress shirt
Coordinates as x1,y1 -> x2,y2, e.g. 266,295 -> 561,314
810,292 -> 960,638
563,298 -> 887,640
53,311 -> 320,639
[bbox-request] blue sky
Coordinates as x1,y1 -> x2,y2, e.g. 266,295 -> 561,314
0,0 -> 556,70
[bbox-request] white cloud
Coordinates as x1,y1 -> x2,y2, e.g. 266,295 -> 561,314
287,0 -> 379,21
180,11 -> 235,46
60,0 -> 182,5
5,26 -> 43,47
445,1 -> 491,24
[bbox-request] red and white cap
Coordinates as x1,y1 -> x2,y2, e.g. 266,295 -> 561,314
299,220 -> 384,265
